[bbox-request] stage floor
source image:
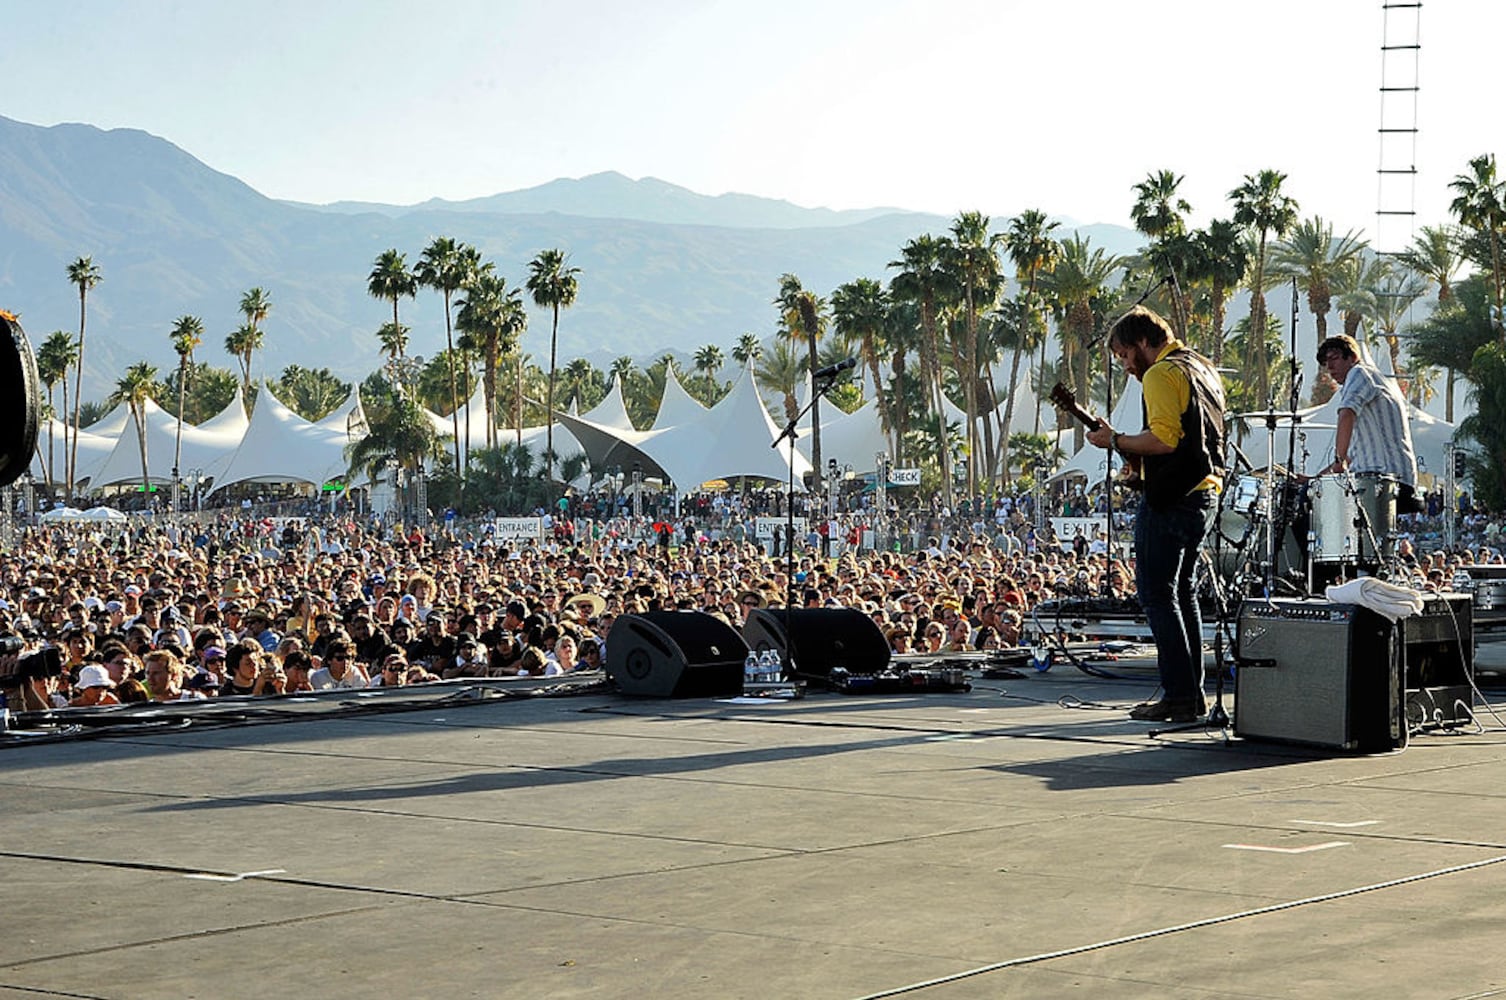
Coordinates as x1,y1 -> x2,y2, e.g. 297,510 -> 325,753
3,669 -> 1506,999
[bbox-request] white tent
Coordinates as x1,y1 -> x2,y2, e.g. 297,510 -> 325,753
29,419 -> 117,486
208,382 -> 352,494
39,506 -> 86,522
87,398 -> 242,490
649,367 -> 709,431
198,388 -> 251,438
579,377 -> 635,432
314,387 -> 367,436
642,364 -> 810,488
81,402 -> 130,437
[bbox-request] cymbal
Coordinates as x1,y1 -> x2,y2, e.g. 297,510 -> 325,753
1231,409 -> 1304,420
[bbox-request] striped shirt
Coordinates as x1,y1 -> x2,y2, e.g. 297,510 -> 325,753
1336,363 -> 1417,488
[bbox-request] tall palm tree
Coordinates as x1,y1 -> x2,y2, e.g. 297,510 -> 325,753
415,237 -> 480,479
1395,224 -> 1463,306
1002,210 -> 1061,476
346,394 -> 441,515
889,236 -> 959,504
224,323 -> 263,402
1131,170 -> 1192,242
754,338 -> 807,425
457,268 -> 527,451
367,249 -> 418,346
731,332 -> 762,367
1371,264 -> 1427,380
168,315 -> 204,504
1187,219 -> 1250,366
525,248 -> 581,481
109,362 -> 159,502
36,330 -> 77,489
946,212 -> 1005,492
830,278 -> 892,455
376,321 -> 410,360
1229,169 -> 1299,404
239,286 -> 271,332
1408,275 -> 1496,422
1041,234 -> 1123,450
1448,154 -> 1506,327
774,273 -> 829,493
64,255 -> 102,498
1269,216 -> 1368,340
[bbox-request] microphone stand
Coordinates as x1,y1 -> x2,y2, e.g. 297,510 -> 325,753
772,372 -> 842,680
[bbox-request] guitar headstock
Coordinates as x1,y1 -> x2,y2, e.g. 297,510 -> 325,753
1048,382 -> 1077,409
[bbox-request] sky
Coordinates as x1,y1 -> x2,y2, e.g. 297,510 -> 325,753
6,0 -> 1504,248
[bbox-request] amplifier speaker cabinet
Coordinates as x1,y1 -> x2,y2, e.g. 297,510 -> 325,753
1402,593 -> 1474,727
1235,599 -> 1403,752
605,611 -> 747,698
741,608 -> 890,678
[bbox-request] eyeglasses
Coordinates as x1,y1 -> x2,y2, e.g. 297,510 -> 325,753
330,654 -> 350,662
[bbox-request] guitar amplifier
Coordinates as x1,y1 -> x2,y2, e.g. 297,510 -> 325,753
1235,599 -> 1403,752
1402,593 -> 1473,727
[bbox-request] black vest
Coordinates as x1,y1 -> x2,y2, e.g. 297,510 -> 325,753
1140,347 -> 1225,510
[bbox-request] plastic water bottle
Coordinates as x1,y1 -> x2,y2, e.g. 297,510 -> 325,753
744,651 -> 759,690
761,649 -> 781,683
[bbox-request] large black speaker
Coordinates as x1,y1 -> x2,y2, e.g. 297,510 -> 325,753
0,311 -> 40,488
1402,593 -> 1474,726
605,611 -> 747,697
1235,599 -> 1403,752
742,608 -> 890,678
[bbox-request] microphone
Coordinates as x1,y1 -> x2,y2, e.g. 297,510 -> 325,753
813,356 -> 858,380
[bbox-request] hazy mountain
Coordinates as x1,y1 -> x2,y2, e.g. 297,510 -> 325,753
0,114 -> 1146,401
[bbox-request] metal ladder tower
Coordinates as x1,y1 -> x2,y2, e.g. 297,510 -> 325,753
1376,2 -> 1422,255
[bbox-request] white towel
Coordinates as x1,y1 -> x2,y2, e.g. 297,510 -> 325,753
1324,577 -> 1426,622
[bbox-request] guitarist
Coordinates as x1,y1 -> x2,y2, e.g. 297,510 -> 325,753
1085,306 -> 1226,723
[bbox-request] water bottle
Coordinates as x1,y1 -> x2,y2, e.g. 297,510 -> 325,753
761,649 -> 781,682
744,651 -> 759,691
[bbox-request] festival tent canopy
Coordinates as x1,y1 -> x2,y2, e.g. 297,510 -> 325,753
197,387 -> 252,438
87,398 -> 243,489
649,367 -> 709,432
80,402 -> 130,437
579,377 -> 635,432
644,364 -> 810,488
30,419 -> 117,485
314,387 -> 367,436
207,382 -> 352,494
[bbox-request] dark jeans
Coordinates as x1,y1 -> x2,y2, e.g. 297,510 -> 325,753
1134,491 -> 1215,705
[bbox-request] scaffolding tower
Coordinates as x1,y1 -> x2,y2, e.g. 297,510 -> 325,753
1376,2 -> 1422,255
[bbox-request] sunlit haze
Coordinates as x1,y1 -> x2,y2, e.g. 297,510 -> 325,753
7,0 -> 1504,244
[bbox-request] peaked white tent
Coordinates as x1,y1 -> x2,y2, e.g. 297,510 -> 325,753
208,382 -> 351,494
314,387 -> 367,435
579,377 -> 635,432
30,419 -> 117,485
643,364 -> 810,488
81,402 -> 131,437
650,367 -> 709,431
197,388 -> 252,438
88,399 -> 242,489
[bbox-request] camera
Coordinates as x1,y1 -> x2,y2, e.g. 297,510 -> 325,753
0,637 -> 65,685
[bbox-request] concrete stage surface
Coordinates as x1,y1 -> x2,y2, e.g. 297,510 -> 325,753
3,668 -> 1506,999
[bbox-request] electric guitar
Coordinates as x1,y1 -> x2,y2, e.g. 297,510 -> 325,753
1049,382 -> 1143,491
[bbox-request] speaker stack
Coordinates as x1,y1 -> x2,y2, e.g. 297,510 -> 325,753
741,608 -> 890,679
605,611 -> 748,698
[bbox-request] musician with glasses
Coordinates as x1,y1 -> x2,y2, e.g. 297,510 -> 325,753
1087,306 -> 1226,723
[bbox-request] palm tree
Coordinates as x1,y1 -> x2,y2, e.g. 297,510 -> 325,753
1268,216 -> 1368,340
525,248 -> 582,481
225,323 -> 263,402
109,362 -> 159,502
1448,154 -> 1506,326
774,273 -> 828,492
1131,170 -> 1192,242
346,394 -> 441,516
1408,275 -> 1497,422
168,315 -> 204,504
889,236 -> 959,504
64,255 -> 102,498
1229,170 -> 1299,403
1187,219 -> 1250,366
1395,224 -> 1463,306
376,321 -> 410,360
367,249 -> 418,346
946,212 -> 1005,492
731,332 -> 762,367
1002,210 -> 1061,478
754,338 -> 806,424
239,286 -> 271,332
457,268 -> 527,451
830,278 -> 892,455
36,330 -> 77,489
1041,234 -> 1124,450
1371,264 -> 1427,379
415,237 -> 480,479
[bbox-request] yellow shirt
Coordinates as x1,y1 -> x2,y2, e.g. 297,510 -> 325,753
1141,339 -> 1222,494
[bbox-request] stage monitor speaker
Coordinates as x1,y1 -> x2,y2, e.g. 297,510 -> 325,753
605,611 -> 748,698
742,608 -> 890,678
0,311 -> 41,489
1235,599 -> 1403,752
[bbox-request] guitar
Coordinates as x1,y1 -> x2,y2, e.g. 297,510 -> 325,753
1049,382 -> 1142,491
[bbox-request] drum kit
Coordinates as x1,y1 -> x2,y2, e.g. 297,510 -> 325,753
1213,408 -> 1401,597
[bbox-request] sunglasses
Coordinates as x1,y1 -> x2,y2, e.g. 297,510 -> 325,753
330,654 -> 350,662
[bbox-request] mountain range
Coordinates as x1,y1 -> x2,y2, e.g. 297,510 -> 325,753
0,114 -> 1147,402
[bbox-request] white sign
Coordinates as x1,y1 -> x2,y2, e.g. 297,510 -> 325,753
754,516 -> 808,540
494,516 -> 544,541
889,468 -> 921,486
